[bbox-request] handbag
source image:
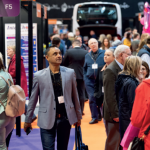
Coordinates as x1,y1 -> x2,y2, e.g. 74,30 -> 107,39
75,125 -> 88,150
0,74 -> 26,117
130,125 -> 150,150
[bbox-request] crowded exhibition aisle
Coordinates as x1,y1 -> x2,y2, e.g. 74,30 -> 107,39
9,101 -> 106,150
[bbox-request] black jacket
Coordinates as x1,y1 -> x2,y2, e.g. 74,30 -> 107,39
63,47 -> 88,79
115,74 -> 139,139
64,38 -> 72,49
94,65 -> 104,107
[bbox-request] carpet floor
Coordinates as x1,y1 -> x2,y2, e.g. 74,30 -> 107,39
9,101 -> 107,150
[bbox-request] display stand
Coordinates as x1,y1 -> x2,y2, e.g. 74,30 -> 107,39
0,1 -> 49,137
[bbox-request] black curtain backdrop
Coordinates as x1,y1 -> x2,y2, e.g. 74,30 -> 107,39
36,0 -> 146,19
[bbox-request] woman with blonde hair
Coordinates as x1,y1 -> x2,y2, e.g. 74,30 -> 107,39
0,52 -> 15,150
98,34 -> 105,43
115,56 -> 142,140
137,33 -> 149,52
106,34 -> 113,45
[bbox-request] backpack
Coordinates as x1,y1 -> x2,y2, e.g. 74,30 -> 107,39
0,74 -> 26,117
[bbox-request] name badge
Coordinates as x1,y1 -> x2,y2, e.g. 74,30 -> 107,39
92,63 -> 98,69
58,96 -> 64,104
102,86 -> 104,93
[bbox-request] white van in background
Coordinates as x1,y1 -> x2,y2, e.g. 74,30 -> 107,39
72,2 -> 122,38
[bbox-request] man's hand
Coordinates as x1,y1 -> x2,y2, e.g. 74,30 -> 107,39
24,122 -> 32,132
74,120 -> 81,127
113,118 -> 119,122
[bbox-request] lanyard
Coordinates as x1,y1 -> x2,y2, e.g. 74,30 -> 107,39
88,53 -> 98,63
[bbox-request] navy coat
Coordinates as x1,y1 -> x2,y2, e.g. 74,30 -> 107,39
115,74 -> 139,139
83,49 -> 105,81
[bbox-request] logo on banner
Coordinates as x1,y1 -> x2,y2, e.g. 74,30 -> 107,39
61,3 -> 74,12
0,0 -> 20,17
138,2 -> 145,12
44,3 -> 74,12
61,3 -> 67,12
120,2 -> 130,9
5,4 -> 12,10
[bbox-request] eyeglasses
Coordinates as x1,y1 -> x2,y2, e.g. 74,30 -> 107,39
122,52 -> 132,56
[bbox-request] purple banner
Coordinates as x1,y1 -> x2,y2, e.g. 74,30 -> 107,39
0,0 -> 20,17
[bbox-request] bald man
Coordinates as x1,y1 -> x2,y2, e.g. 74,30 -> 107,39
83,38 -> 105,124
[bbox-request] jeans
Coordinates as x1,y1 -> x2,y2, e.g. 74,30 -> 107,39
40,117 -> 71,150
85,79 -> 98,119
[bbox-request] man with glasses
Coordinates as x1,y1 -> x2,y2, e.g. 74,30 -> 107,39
103,45 -> 131,150
83,38 -> 105,124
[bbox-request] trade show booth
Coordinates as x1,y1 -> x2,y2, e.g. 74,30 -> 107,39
0,0 -> 49,136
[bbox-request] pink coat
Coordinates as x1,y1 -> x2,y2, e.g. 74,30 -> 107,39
8,54 -> 28,97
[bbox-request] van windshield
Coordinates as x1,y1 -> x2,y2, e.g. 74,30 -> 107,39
77,4 -> 118,26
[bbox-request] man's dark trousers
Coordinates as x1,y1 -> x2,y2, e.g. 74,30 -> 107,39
76,79 -> 85,113
40,117 -> 71,150
85,78 -> 98,119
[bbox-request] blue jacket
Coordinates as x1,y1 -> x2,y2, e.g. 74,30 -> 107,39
83,49 -> 105,80
61,39 -> 66,54
137,45 -> 150,57
115,74 -> 139,139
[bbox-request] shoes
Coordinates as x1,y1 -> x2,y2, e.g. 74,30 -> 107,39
89,119 -> 98,124
82,112 -> 85,116
98,115 -> 102,121
32,116 -> 37,123
84,99 -> 88,102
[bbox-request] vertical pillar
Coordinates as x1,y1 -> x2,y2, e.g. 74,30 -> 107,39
28,1 -> 33,97
45,11 -> 49,48
38,6 -> 43,70
15,1 -> 21,137
0,18 -> 4,58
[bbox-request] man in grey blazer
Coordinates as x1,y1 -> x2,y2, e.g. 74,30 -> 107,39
103,45 -> 131,150
24,46 -> 82,150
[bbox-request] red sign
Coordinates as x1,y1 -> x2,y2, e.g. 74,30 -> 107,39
36,3 -> 41,18
44,6 -> 47,19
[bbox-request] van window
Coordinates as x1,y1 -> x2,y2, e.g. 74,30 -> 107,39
77,4 -> 118,26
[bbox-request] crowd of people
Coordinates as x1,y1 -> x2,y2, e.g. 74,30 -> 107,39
0,27 -> 150,150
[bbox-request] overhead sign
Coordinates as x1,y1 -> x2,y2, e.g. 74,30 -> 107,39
0,0 -> 20,17
44,6 -> 47,19
36,3 -> 41,18
36,0 -> 146,18
48,19 -> 57,24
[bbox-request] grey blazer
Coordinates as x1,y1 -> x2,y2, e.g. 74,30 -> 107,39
25,66 -> 82,130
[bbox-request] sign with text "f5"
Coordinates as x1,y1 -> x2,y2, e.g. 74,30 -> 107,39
0,0 -> 20,17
